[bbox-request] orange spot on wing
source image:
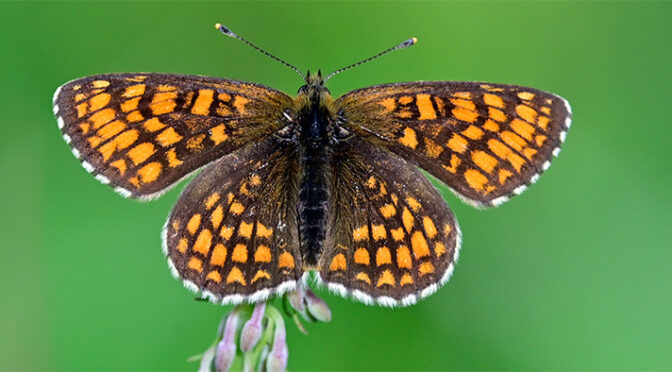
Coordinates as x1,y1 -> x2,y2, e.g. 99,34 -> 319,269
186,134 -> 205,151
464,168 -> 489,192
229,202 -> 245,215
126,110 -> 144,122
354,248 -> 370,265
205,193 -> 220,209
353,226 -> 369,242
489,107 -> 506,122
416,94 -> 437,120
511,119 -> 535,141
376,270 -> 396,287
156,127 -> 183,147
380,204 -> 396,218
537,115 -> 550,130
419,262 -> 435,276
434,242 -> 446,257
233,96 -> 250,114
483,93 -> 504,108
278,252 -> 295,269
488,139 -> 525,172
462,125 -> 484,140
398,127 -> 418,149
232,244 -> 248,263
452,107 -> 479,123
111,159 -> 127,175
523,148 -> 538,160
177,238 -> 188,253
187,257 -> 203,273
98,129 -> 138,162
356,272 -> 372,285
329,253 -> 347,271
376,247 -> 392,266
518,92 -> 535,100
400,273 -> 414,285
472,150 -> 498,174
402,207 -> 414,232
187,214 -> 201,235
97,120 -> 125,140
226,266 -> 246,285
398,96 -> 413,105
501,131 -> 527,152
89,108 -> 116,129
452,92 -> 471,99
166,148 -> 183,167
88,93 -> 111,112
143,117 -> 166,132
136,162 -> 162,184
193,229 -> 213,255
396,245 -> 412,269
411,231 -> 430,258
192,89 -> 214,115
371,225 -> 387,241
211,205 -> 223,229
76,102 -> 89,118
422,216 -> 437,239
447,133 -> 468,153
406,197 -> 421,212
220,226 -> 234,240
121,97 -> 141,112
254,245 -> 272,263
150,100 -> 176,115
210,124 -> 228,145
483,119 -> 500,132
210,244 -> 227,266
92,80 -> 110,88
498,168 -> 513,185
378,97 -> 396,112
391,227 -> 405,241
122,84 -> 145,98
238,222 -> 253,239
516,104 -> 538,124
127,142 -> 155,165
206,270 -> 222,283
252,270 -> 271,283
256,222 -> 273,238
443,154 -> 461,174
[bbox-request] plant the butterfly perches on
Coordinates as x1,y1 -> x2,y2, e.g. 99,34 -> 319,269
53,24 -> 571,309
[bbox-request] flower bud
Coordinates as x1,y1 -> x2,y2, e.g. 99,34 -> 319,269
240,302 -> 266,352
215,310 -> 242,372
266,318 -> 289,372
288,286 -> 305,313
305,289 -> 332,322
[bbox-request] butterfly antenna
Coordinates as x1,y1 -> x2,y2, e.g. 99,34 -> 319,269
215,23 -> 306,81
324,37 -> 418,82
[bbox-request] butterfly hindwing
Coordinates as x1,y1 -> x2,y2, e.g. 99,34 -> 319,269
53,73 -> 293,199
318,137 -> 461,307
335,82 -> 571,207
163,136 -> 303,304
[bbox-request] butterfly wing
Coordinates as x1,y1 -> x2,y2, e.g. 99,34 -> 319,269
163,135 -> 303,304
335,82 -> 571,207
318,137 -> 461,307
53,73 -> 294,199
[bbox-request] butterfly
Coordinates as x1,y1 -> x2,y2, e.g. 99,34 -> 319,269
52,24 -> 571,307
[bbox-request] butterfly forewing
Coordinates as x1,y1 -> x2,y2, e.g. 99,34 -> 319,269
319,137 -> 460,306
163,136 -> 303,304
336,82 -> 572,207
53,73 -> 293,199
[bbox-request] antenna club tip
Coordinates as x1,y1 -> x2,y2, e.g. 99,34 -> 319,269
411,37 -> 418,44
214,23 -> 222,30
215,23 -> 236,37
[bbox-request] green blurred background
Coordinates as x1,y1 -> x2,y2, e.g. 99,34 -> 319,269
1,1 -> 671,371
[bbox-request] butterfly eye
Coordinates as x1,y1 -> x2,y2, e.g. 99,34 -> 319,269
297,85 -> 308,94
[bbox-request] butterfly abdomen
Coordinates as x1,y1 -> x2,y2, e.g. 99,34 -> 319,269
297,91 -> 333,267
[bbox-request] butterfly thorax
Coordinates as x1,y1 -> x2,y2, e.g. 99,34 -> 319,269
295,72 -> 336,268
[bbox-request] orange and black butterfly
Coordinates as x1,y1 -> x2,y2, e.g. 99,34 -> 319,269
53,24 -> 571,307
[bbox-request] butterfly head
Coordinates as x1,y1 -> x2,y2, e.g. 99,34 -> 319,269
298,70 -> 330,99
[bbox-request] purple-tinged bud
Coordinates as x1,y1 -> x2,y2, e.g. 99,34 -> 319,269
305,289 -> 332,322
266,318 -> 289,372
215,310 -> 242,372
240,302 -> 266,352
288,286 -> 305,312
